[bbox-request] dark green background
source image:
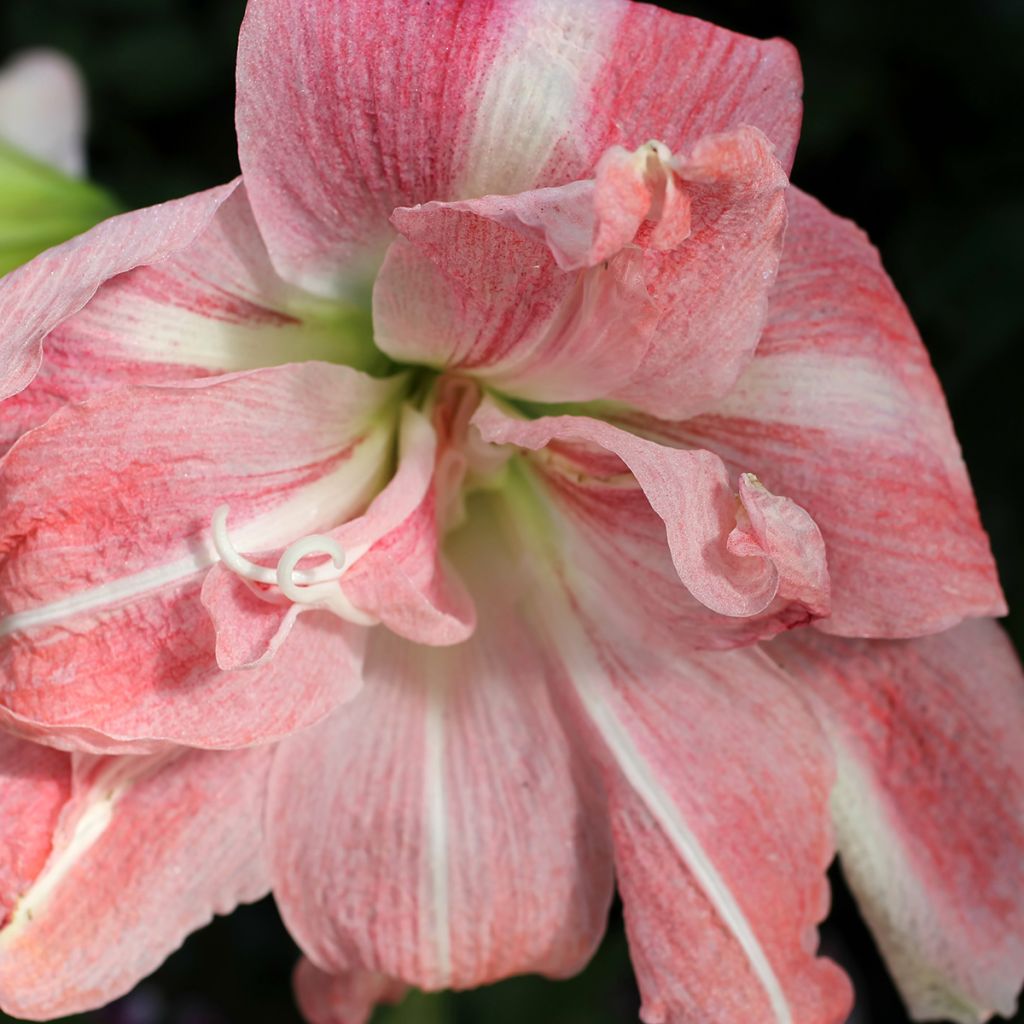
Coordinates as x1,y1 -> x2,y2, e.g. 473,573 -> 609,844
1,1 -> 1021,1022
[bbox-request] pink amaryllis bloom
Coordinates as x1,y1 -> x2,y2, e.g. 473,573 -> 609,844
0,2 -> 1021,1022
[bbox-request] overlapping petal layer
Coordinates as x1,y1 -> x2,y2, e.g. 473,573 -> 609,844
0,181 -> 237,403
487,485 -> 851,1024
268,514 -> 613,991
769,620 -> 1024,1024
0,363 -> 400,751
473,399 -> 828,640
0,745 -> 271,1020
375,125 -> 787,418
236,0 -> 801,296
0,185 -> 377,457
655,188 -> 1003,637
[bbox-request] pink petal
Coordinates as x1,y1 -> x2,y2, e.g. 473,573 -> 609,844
0,50 -> 86,176
268,514 -> 613,989
1,184 -> 375,457
0,734 -> 70,926
0,179 -> 237,403
543,597 -> 851,1024
236,0 -> 801,295
0,363 -> 400,750
375,193 -> 657,405
769,620 -> 1024,1023
376,126 -> 786,417
293,958 -> 406,1024
473,400 -> 828,626
0,745 -> 271,1019
661,188 -> 1004,637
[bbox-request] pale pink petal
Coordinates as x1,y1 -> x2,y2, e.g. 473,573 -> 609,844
0,734 -> 70,926
375,126 -> 786,417
293,958 -> 406,1024
268,514 -> 613,989
236,0 -> 800,294
0,180 -> 237,403
769,620 -> 1024,1023
0,745 -> 271,1019
660,188 -> 1003,636
537,589 -> 851,1024
375,196 -> 656,406
0,50 -> 86,176
0,363 -> 400,750
473,400 -> 828,625
0,184 -> 377,457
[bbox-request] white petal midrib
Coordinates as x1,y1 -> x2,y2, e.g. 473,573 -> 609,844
0,428 -> 391,638
560,616 -> 794,1024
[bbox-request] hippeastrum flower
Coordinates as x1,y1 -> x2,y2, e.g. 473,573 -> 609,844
0,2 -> 1021,1023
0,49 -> 118,275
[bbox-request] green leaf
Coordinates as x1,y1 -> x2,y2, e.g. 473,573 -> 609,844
0,140 -> 120,275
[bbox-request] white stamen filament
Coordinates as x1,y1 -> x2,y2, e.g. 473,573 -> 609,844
211,505 -> 378,625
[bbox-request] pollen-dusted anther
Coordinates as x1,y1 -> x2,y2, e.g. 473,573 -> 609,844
209,505 -> 377,625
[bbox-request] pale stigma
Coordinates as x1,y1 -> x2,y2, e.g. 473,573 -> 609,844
211,505 -> 378,626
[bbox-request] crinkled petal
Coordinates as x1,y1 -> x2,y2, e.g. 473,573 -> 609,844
236,0 -> 801,295
293,958 -> 406,1024
0,745 -> 271,1019
0,733 -> 70,926
0,50 -> 86,176
0,184 -> 379,457
0,363 -> 400,750
661,188 -> 1004,637
473,399 -> 828,629
768,620 -> 1024,1023
0,180 -> 237,403
375,126 -> 787,417
268,511 -> 613,990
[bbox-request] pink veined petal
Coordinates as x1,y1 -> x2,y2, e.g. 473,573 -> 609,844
375,192 -> 657,406
293,958 -> 406,1024
656,187 -> 1004,637
768,620 -> 1024,1024
267,511 -> 613,991
473,399 -> 828,625
375,126 -> 787,417
0,362 -> 400,751
0,744 -> 271,1019
0,50 -> 86,176
203,404 -> 476,666
236,0 -> 801,295
524,568 -> 851,1024
0,733 -> 70,927
0,179 -> 238,403
0,184 -> 376,458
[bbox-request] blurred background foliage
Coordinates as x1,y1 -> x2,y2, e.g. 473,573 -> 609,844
1,0 -> 1021,1022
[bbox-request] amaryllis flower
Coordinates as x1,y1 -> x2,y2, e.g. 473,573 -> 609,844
0,2 -> 1021,1023
0,49 -> 118,275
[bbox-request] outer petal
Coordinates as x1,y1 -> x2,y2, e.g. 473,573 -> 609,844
268,513 -> 613,990
293,958 -> 406,1024
0,363 -> 400,751
662,188 -> 1003,636
0,50 -> 86,176
236,0 -> 801,295
0,733 -> 70,926
473,399 -> 828,628
768,620 -> 1024,1023
522,559 -> 851,1024
0,745 -> 271,1019
0,180 -> 237,402
0,184 -> 378,457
